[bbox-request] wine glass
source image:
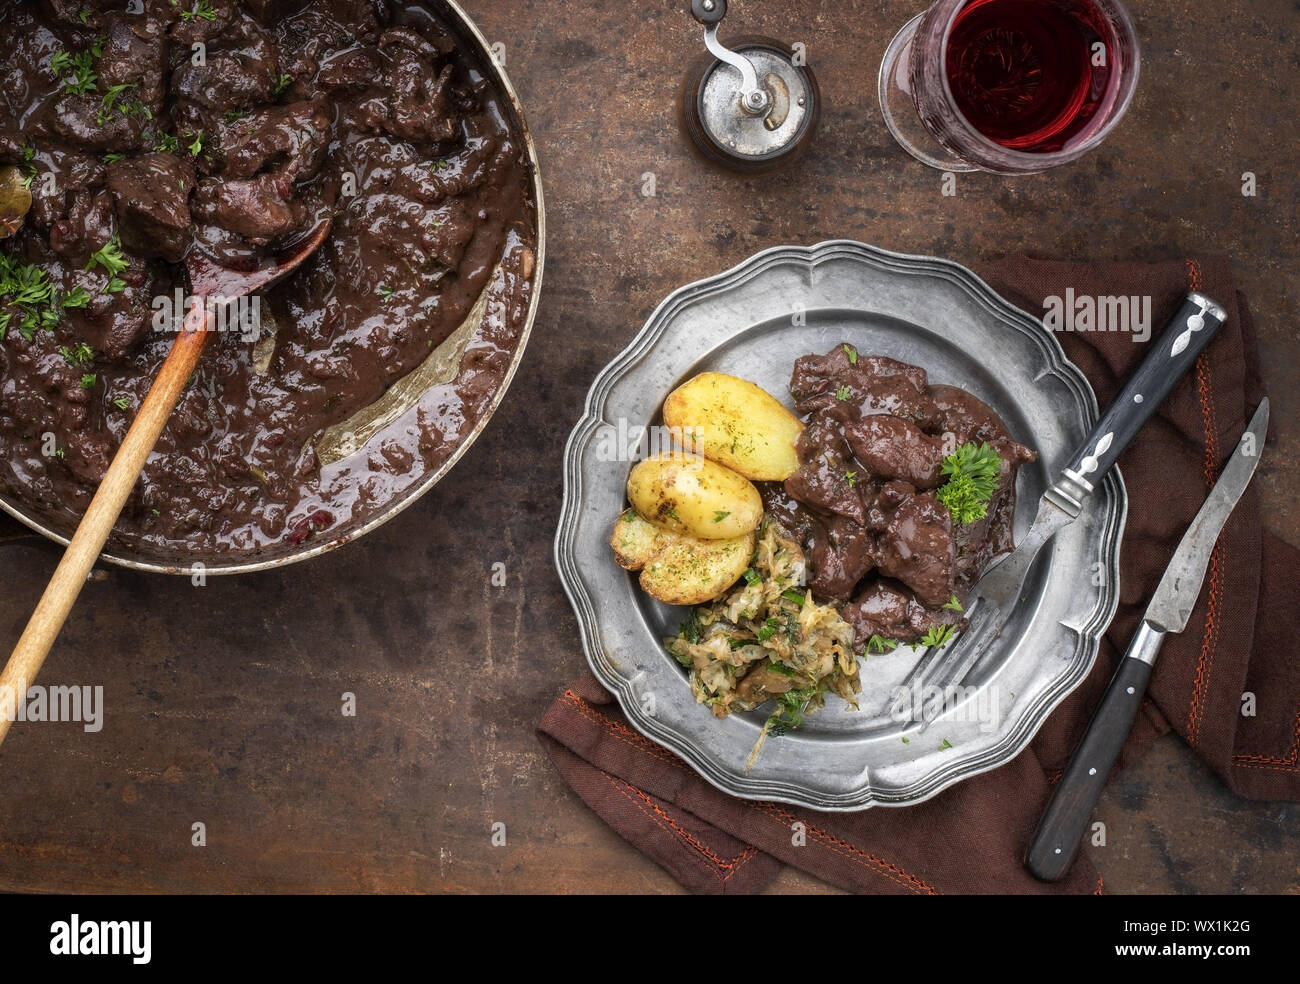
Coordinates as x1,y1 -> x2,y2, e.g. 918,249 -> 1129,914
878,0 -> 1141,173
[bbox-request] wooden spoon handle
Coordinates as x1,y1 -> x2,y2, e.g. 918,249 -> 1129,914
0,311 -> 210,746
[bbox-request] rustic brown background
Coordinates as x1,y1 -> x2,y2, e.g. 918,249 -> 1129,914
1,0 -> 1296,893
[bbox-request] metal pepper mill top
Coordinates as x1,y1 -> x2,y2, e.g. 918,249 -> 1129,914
681,0 -> 819,173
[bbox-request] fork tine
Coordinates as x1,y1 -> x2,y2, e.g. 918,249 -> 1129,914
916,605 -> 1004,729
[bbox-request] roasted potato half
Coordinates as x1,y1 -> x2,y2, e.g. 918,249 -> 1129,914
663,372 -> 803,481
609,510 -> 755,607
626,452 -> 762,540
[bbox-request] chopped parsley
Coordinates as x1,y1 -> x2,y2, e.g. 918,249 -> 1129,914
835,385 -> 851,400
96,82 -> 138,125
151,132 -> 181,154
0,250 -> 77,340
742,568 -> 761,587
936,441 -> 1001,524
865,634 -> 899,654
919,624 -> 956,648
112,397 -> 132,411
58,342 -> 95,367
80,373 -> 97,389
942,594 -> 964,612
678,608 -> 702,646
180,1 -> 217,22
711,510 -> 731,523
842,343 -> 858,365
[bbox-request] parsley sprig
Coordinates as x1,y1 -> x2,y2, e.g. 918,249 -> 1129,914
49,48 -> 99,96
935,441 -> 1001,524
86,234 -> 129,278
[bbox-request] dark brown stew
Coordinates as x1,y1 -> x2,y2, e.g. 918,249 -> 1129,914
0,0 -> 536,560
764,345 -> 1037,648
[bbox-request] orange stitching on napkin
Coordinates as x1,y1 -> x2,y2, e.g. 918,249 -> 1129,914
560,690 -> 690,772
1186,260 -> 1222,750
758,803 -> 940,894
605,773 -> 754,878
723,846 -> 760,883
1233,702 -> 1300,772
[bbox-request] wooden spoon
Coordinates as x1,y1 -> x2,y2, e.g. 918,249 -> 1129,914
0,220 -> 332,745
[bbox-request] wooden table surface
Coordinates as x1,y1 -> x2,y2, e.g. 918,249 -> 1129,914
1,0 -> 1297,894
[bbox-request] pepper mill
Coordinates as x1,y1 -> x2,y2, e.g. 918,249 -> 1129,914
680,0 -> 820,174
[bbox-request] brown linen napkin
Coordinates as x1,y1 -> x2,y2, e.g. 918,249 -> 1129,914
538,256 -> 1297,894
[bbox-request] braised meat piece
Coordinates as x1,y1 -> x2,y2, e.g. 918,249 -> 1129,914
761,484 -> 874,602
194,172 -> 305,244
785,417 -> 870,525
217,97 -> 333,182
809,516 -> 877,602
791,346 -> 943,430
843,579 -> 964,647
930,383 -> 1037,464
360,30 -> 460,144
38,0 -> 110,27
170,10 -> 280,111
48,194 -> 115,265
106,153 -> 196,262
875,491 -> 957,608
98,14 -> 167,116
47,94 -> 148,153
240,0 -> 313,23
843,413 -> 946,489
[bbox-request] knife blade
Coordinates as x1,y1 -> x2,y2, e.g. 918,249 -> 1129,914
1025,398 -> 1269,881
916,292 -> 1229,724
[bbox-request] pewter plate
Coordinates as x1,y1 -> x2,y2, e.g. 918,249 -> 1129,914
554,241 -> 1126,811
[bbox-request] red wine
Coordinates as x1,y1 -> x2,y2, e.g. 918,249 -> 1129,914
945,0 -> 1116,152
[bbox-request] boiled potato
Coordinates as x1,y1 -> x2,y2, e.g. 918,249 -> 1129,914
609,510 -> 755,606
626,452 -> 762,540
610,508 -> 673,570
663,372 -> 803,481
639,533 -> 756,607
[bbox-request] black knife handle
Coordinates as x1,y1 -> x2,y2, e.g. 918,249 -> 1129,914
1025,622 -> 1164,881
1060,293 -> 1226,495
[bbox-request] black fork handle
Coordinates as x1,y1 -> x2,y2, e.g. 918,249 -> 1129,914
1060,293 -> 1226,492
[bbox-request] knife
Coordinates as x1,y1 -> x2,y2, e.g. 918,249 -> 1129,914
1025,397 -> 1269,881
916,292 -> 1229,724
